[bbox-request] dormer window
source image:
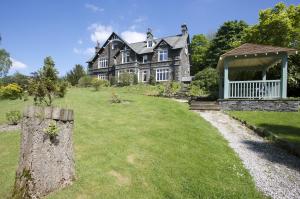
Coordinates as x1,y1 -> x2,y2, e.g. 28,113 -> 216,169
147,41 -> 153,48
142,55 -> 148,63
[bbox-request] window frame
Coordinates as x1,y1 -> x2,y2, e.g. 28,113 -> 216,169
98,57 -> 108,68
122,51 -> 130,64
158,49 -> 168,62
97,74 -> 107,80
147,40 -> 153,48
142,55 -> 148,63
142,70 -> 148,82
156,68 -> 170,82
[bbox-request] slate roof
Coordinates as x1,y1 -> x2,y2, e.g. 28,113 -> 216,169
128,34 -> 188,54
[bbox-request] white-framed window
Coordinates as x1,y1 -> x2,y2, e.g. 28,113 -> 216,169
142,55 -> 148,63
112,43 -> 116,50
98,58 -> 108,68
142,70 -> 148,82
97,74 -> 107,80
122,51 -> 130,64
147,40 -> 153,48
158,50 -> 168,62
156,68 -> 170,81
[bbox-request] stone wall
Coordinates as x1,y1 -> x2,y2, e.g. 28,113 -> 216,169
219,99 -> 300,112
12,106 -> 75,198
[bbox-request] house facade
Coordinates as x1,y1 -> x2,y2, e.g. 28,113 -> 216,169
87,24 -> 191,83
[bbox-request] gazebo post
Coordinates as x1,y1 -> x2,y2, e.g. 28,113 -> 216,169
280,53 -> 288,98
224,59 -> 229,99
262,68 -> 267,81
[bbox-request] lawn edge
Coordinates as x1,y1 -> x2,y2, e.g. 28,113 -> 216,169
226,112 -> 300,158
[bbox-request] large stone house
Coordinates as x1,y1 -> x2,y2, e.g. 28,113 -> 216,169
87,24 -> 191,83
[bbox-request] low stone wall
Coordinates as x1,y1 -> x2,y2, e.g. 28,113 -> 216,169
219,99 -> 300,112
12,106 -> 75,198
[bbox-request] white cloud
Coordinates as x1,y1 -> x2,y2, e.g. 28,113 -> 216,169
87,23 -> 146,44
73,47 -> 94,56
10,58 -> 27,70
77,39 -> 83,45
85,3 -> 104,12
121,31 -> 146,43
134,16 -> 147,23
88,23 -> 113,44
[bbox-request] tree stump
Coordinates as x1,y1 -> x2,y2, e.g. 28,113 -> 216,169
12,106 -> 75,199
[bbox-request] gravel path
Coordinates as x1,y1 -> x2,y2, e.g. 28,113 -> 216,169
197,111 -> 300,199
0,124 -> 20,132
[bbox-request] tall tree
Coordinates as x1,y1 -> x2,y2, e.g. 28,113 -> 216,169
205,20 -> 248,68
66,64 -> 86,86
190,34 -> 209,75
0,49 -> 12,77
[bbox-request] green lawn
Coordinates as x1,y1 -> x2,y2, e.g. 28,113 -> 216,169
0,87 -> 264,199
228,111 -> 300,145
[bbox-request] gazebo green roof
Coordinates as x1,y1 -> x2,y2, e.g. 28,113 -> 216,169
217,43 -> 298,71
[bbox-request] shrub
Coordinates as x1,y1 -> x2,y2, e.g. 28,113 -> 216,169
109,76 -> 116,86
66,64 -> 86,86
0,83 -> 23,100
92,78 -> 101,91
133,74 -> 138,85
44,121 -> 59,141
162,81 -> 181,97
192,67 -> 219,97
188,84 -> 206,97
118,72 -> 132,86
110,91 -> 122,103
78,76 -> 93,87
149,74 -> 156,85
6,110 -> 21,125
56,81 -> 68,97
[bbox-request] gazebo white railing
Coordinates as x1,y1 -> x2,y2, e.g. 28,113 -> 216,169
228,80 -> 281,99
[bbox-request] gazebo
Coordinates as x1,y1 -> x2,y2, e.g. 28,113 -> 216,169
217,43 -> 298,99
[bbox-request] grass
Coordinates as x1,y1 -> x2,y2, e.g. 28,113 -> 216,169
0,87 -> 264,198
228,111 -> 300,145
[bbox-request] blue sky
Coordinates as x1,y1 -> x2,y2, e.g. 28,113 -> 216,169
0,0 -> 298,76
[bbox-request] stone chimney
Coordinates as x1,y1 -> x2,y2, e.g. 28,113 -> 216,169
95,40 -> 100,53
146,28 -> 153,40
181,24 -> 188,35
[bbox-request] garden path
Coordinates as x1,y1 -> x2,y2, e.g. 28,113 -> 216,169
198,111 -> 300,199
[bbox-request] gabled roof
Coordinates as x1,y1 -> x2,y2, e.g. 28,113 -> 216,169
128,34 -> 188,54
87,32 -> 189,62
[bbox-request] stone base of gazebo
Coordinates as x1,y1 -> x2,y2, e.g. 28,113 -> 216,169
218,99 -> 300,112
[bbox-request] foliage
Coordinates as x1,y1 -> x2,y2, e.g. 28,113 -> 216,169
243,3 -> 300,48
190,34 -> 210,74
56,81 -> 68,98
133,74 -> 138,85
44,121 -> 59,139
28,56 -> 61,106
92,78 -> 101,91
0,83 -> 23,100
78,75 -> 93,87
66,64 -> 86,86
118,72 -> 132,86
109,76 -> 116,86
205,20 -> 248,68
149,73 -> 156,85
188,84 -> 206,97
191,67 -> 219,97
6,110 -> 21,125
161,81 -> 181,97
0,72 -> 30,90
110,91 -> 122,103
0,48 -> 12,77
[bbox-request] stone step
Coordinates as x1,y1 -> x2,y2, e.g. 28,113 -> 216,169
189,100 -> 220,110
